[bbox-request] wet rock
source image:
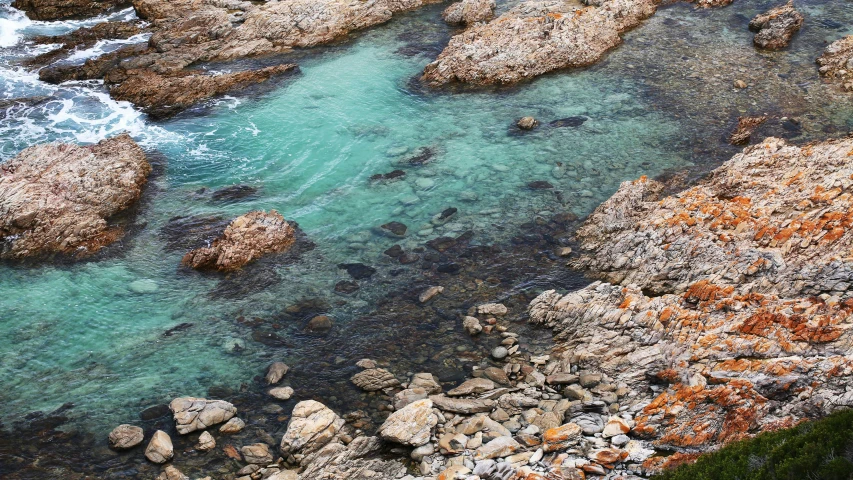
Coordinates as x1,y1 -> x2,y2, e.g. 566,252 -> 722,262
528,181 -> 554,190
335,280 -> 359,294
338,263 -> 376,280
210,184 -> 258,203
491,346 -> 508,360
419,285 -> 444,303
182,210 -> 295,272
170,397 -> 237,434
269,387 -> 295,401
12,0 -> 126,20
448,377 -> 495,396
478,303 -> 508,316
550,116 -> 587,128
430,395 -> 495,414
279,400 -> 345,459
749,1 -> 803,50
27,20 -> 147,67
729,115 -> 768,145
405,146 -> 436,166
108,424 -> 144,450
219,417 -> 245,434
378,398 -> 437,446
140,404 -> 171,421
266,362 -> 290,385
145,430 -> 174,464
0,134 -> 150,260
462,316 -> 482,335
242,443 -> 273,464
370,169 -> 406,182
306,315 -> 333,332
384,244 -> 404,258
156,465 -> 188,480
381,221 -> 408,236
351,368 -> 401,391
427,236 -> 457,252
442,0 -> 495,25
112,65 -> 297,119
196,431 -> 215,451
818,35 -> 853,92
514,117 -> 540,132
423,0 -> 657,86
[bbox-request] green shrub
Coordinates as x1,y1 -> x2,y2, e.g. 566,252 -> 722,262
655,409 -> 853,480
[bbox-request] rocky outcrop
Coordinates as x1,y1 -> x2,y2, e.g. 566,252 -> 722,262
531,136 -> 853,451
818,36 -> 853,92
181,210 -> 295,272
12,0 -> 127,20
0,134 -> 151,261
169,397 -> 237,434
423,0 -> 657,86
109,65 -> 298,119
442,0 -> 495,26
749,1 -> 803,50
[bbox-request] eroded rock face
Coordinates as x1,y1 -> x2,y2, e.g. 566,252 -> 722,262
279,400 -> 345,461
749,1 -> 803,50
530,137 -> 853,450
818,35 -> 853,92
351,367 -> 401,391
170,397 -> 237,434
423,0 -> 657,86
442,0 -> 495,26
0,134 -> 150,261
182,210 -> 295,272
296,436 -> 406,479
12,0 -> 127,20
110,65 -> 297,119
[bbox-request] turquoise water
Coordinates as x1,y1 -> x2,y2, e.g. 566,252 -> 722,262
1,0 -> 852,435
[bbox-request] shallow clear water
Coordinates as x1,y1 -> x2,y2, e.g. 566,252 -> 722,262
1,0 -> 852,435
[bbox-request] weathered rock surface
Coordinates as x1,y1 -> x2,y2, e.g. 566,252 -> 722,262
749,1 -> 803,50
108,424 -> 144,449
145,430 -> 174,463
296,436 -> 406,479
241,443 -> 274,464
430,395 -> 495,414
170,397 -> 237,434
111,65 -> 297,119
729,115 -> 767,145
531,137 -> 853,450
378,399 -> 437,446
447,377 -> 495,396
423,0 -> 657,86
351,367 -> 401,391
195,431 -> 215,451
0,134 -> 150,260
182,210 -> 295,272
818,35 -> 853,92
12,0 -> 127,20
280,400 -> 345,461
266,362 -> 290,385
442,0 -> 495,26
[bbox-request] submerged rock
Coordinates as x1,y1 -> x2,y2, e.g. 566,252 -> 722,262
0,134 -> 150,261
12,0 -> 127,20
170,397 -> 237,434
517,116 -> 538,130
442,0 -> 495,26
266,362 -> 290,385
182,210 -> 295,272
749,1 -> 803,50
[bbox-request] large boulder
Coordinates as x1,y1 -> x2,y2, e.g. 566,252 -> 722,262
0,134 -> 150,260
378,399 -> 437,446
108,424 -> 144,450
182,210 -> 295,272
145,430 -> 174,463
280,400 -> 345,461
169,397 -> 237,434
749,1 -> 803,50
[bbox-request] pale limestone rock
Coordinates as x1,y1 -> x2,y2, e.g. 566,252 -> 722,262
108,424 -> 144,450
219,417 -> 246,434
378,399 -> 437,447
145,430 -> 174,464
242,443 -> 274,464
196,431 -> 216,451
280,400 -> 345,459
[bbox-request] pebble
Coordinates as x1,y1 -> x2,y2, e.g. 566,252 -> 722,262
491,346 -> 508,360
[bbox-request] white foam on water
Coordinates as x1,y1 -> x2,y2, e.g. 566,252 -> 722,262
63,32 -> 151,63
0,4 -> 31,47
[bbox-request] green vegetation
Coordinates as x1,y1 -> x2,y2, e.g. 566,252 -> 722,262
656,409 -> 853,480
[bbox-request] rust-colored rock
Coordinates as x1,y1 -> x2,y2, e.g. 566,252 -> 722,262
729,115 -> 767,145
749,1 -> 803,50
182,210 -> 295,272
0,134 -> 150,260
